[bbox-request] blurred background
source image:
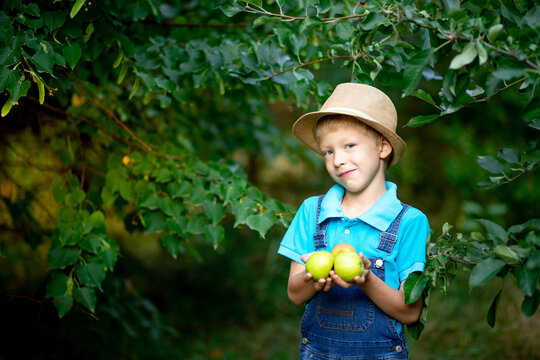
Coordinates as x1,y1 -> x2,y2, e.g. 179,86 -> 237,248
1,79 -> 538,359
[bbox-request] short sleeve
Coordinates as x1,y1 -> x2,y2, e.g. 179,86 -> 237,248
396,208 -> 430,283
277,198 -> 316,264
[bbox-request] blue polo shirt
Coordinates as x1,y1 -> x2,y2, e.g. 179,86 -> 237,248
278,182 -> 429,291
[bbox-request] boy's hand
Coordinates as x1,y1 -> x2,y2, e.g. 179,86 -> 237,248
301,252 -> 334,292
330,252 -> 371,289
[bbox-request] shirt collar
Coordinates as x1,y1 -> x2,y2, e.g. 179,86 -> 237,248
318,182 -> 403,232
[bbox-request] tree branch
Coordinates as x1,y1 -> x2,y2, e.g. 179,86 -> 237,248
382,9 -> 538,70
260,55 -> 354,80
245,4 -> 369,21
143,20 -> 248,28
29,97 -> 184,162
65,73 -> 153,152
448,256 -> 476,266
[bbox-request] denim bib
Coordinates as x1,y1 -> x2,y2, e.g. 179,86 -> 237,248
299,195 -> 410,360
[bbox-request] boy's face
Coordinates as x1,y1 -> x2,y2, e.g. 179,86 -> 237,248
318,122 -> 392,196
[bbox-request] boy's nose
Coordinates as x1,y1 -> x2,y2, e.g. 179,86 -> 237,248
333,151 -> 346,167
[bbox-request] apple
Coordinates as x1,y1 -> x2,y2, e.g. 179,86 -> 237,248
333,251 -> 364,282
331,243 -> 357,257
305,251 -> 334,281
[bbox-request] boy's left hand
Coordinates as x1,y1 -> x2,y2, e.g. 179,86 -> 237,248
330,252 -> 371,289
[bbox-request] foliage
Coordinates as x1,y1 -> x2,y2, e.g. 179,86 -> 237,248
0,0 -> 539,344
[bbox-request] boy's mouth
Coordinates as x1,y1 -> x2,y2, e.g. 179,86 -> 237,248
338,169 -> 355,178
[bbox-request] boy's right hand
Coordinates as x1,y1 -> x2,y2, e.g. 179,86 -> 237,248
301,253 -> 334,292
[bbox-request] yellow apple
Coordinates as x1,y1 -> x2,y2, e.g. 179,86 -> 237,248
334,251 -> 364,282
331,243 -> 357,257
305,251 -> 334,281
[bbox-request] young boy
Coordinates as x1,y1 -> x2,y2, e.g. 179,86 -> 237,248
278,83 -> 430,359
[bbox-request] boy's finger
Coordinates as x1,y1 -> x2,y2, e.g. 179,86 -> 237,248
301,252 -> 315,263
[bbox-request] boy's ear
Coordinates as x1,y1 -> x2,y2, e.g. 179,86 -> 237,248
379,137 -> 393,160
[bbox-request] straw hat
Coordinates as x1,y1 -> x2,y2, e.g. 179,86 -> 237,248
292,83 -> 406,167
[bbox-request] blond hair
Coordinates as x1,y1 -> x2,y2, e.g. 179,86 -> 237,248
315,114 -> 382,145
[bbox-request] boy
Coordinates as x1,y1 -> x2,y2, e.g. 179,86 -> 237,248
278,83 -> 430,359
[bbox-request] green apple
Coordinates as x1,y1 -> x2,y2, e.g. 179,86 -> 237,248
333,251 -> 364,282
331,243 -> 356,257
305,251 -> 334,281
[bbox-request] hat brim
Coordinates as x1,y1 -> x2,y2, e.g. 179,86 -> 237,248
292,109 -> 406,167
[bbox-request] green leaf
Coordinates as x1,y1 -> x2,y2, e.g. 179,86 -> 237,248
245,211 -> 275,238
51,176 -> 68,203
405,114 -> 440,128
290,32 -> 307,56
409,89 -> 439,108
143,211 -> 168,233
99,248 -> 118,269
335,22 -> 355,40
30,50 -> 54,74
220,3 -> 245,17
46,272 -> 73,317
1,98 -> 13,117
232,197 -> 257,226
161,234 -> 182,259
76,262 -> 106,289
477,219 -> 508,244
63,43 -> 82,68
487,24 -> 504,42
186,213 -> 208,235
469,258 -> 506,291
48,247 -> 80,269
449,42 -> 478,70
46,272 -> 69,298
54,293 -> 73,318
493,244 -> 521,264
205,224 -> 225,249
492,67 -> 525,80
476,41 -> 488,65
521,289 -> 540,317
167,216 -> 187,235
203,200 -> 225,225
526,250 -> 540,270
80,234 -> 102,253
406,321 -> 425,340
498,148 -> 520,164
42,11 -> 66,32
70,0 -> 86,18
88,211 -> 106,234
477,156 -> 505,174
515,264 -> 539,297
73,286 -> 96,312
244,0 -> 262,7
487,289 -> 502,327
403,49 -> 435,96
403,272 -> 429,303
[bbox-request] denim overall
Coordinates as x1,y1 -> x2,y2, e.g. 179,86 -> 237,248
300,196 -> 410,360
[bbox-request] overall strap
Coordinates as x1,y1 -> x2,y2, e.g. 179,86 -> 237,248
313,195 -> 328,250
377,203 -> 410,254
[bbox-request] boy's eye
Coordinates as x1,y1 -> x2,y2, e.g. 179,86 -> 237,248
345,144 -> 355,149
323,150 -> 333,156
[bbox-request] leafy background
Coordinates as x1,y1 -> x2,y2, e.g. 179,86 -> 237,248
0,0 -> 539,359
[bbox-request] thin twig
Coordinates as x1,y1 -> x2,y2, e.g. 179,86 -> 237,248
30,97 -> 183,162
65,73 -> 153,152
0,293 -> 100,321
245,4 -> 369,21
162,21 -> 247,28
260,55 -> 354,80
448,256 -> 476,266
